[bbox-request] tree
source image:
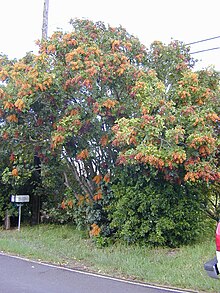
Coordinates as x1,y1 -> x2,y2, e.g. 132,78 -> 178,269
0,19 -> 149,227
0,20 -> 219,245
112,43 -> 220,185
110,42 -> 219,245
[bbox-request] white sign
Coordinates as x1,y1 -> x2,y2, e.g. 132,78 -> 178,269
11,195 -> 30,203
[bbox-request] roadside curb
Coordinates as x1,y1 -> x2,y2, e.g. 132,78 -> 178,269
0,251 -> 198,293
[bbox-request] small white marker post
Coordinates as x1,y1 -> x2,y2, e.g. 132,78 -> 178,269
11,195 -> 30,231
17,204 -> 22,231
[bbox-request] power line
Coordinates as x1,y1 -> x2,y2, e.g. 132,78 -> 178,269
186,35 -> 220,46
190,46 -> 220,54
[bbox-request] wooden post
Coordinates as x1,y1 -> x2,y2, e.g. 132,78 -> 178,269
30,0 -> 49,225
42,0 -> 49,40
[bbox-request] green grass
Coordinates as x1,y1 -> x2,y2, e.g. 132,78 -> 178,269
0,224 -> 219,292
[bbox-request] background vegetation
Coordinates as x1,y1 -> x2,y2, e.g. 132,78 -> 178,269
0,19 -> 219,249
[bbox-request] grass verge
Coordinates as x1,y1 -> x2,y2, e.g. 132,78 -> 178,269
0,224 -> 218,292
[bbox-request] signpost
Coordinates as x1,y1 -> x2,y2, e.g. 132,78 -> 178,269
11,195 -> 30,231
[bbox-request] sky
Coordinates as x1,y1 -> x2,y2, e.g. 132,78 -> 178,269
1,0 -> 220,71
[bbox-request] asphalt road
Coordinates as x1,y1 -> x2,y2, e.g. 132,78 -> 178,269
0,253 -> 192,293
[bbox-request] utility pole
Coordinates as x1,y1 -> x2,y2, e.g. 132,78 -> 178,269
42,0 -> 49,40
31,0 -> 49,225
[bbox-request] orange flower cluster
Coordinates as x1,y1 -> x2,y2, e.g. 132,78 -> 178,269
193,117 -> 205,127
77,195 -> 85,206
61,200 -> 66,209
100,134 -> 108,147
86,66 -> 98,77
199,145 -> 211,157
178,90 -> 191,99
82,79 -> 92,89
184,169 -> 219,183
77,149 -> 89,160
117,63 -> 127,76
189,136 -> 215,149
111,40 -> 120,52
134,153 -> 165,169
61,200 -> 74,209
51,135 -> 65,149
69,109 -> 79,116
92,174 -> 102,184
6,114 -> 18,123
76,194 -> 91,206
11,168 -> 18,177
65,47 -> 85,63
206,113 -> 220,122
102,99 -> 118,109
2,131 -> 9,140
103,173 -> 110,183
47,44 -> 56,54
172,152 -> 186,164
62,33 -> 78,46
13,62 -> 27,71
4,101 -> 14,110
93,192 -> 102,201
91,172 -> 111,201
70,61 -> 80,71
15,98 -> 25,111
0,69 -> 9,81
10,153 -> 16,162
89,223 -> 101,237
0,88 -> 5,98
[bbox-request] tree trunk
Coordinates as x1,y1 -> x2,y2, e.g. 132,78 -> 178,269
4,210 -> 10,230
30,194 -> 40,225
30,155 -> 41,225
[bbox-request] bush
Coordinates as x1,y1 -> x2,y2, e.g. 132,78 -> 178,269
109,170 -> 207,247
40,187 -> 88,228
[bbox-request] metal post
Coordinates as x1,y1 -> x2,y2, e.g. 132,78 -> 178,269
18,204 -> 22,231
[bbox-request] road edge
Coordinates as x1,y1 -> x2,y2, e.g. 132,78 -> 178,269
0,251 -> 197,293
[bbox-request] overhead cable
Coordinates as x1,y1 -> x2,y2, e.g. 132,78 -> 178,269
186,35 -> 220,46
190,47 -> 220,54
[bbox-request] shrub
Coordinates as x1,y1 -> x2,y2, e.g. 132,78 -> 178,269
109,170 -> 207,247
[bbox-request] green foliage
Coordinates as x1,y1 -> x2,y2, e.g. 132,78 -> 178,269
199,182 -> 220,221
41,187 -> 88,229
109,168 -> 207,247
